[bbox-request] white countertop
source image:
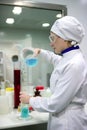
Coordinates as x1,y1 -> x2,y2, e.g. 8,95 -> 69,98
0,110 -> 49,129
1,103 -> 87,129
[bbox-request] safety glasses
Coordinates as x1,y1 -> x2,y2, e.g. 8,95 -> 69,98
49,35 -> 58,43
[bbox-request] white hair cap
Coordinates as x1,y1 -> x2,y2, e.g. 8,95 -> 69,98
51,16 -> 85,44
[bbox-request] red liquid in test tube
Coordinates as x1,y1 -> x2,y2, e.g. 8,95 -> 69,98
14,69 -> 21,108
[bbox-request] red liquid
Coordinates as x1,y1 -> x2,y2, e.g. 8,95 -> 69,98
14,69 -> 21,108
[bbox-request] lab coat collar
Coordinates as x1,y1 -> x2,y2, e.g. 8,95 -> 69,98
61,45 -> 80,58
61,45 -> 79,55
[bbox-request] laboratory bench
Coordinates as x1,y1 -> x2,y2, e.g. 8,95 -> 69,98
1,103 -> 87,130
0,109 -> 49,130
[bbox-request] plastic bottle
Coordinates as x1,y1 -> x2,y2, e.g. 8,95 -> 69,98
34,88 -> 41,97
0,95 -> 9,114
6,87 -> 14,112
0,81 -> 6,95
33,86 -> 44,97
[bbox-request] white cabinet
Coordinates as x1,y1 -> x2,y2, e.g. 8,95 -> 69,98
0,51 -> 6,81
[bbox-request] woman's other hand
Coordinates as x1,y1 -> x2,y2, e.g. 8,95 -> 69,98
19,91 -> 31,104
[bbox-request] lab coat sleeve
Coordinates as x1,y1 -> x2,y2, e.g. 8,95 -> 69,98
40,49 -> 62,66
30,62 -> 85,113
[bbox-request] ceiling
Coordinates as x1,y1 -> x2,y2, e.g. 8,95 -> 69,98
0,3 -> 67,31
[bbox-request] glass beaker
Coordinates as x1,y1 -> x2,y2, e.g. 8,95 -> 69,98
22,48 -> 38,67
25,55 -> 38,67
20,103 -> 29,119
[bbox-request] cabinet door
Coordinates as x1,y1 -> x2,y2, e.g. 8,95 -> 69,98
4,123 -> 47,130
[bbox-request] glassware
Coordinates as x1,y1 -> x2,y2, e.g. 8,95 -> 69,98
22,48 -> 38,67
21,103 -> 29,118
14,62 -> 21,108
12,55 -> 21,108
25,55 -> 38,67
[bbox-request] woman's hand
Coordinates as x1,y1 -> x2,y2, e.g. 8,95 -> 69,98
33,48 -> 41,56
19,92 -> 31,104
22,47 -> 41,58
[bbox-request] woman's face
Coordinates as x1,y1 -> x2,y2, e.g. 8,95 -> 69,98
49,32 -> 69,54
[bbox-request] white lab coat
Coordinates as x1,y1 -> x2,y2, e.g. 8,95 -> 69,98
30,48 -> 87,130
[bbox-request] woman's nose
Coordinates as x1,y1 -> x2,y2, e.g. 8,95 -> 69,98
50,42 -> 54,47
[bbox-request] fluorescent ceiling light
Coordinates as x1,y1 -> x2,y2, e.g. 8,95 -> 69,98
56,14 -> 62,18
14,2 -> 23,6
26,34 -> 31,37
42,23 -> 50,27
6,18 -> 15,24
12,7 -> 22,15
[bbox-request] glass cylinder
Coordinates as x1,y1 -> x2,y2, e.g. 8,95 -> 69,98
13,61 -> 21,108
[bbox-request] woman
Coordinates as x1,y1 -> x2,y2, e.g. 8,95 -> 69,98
20,16 -> 87,130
